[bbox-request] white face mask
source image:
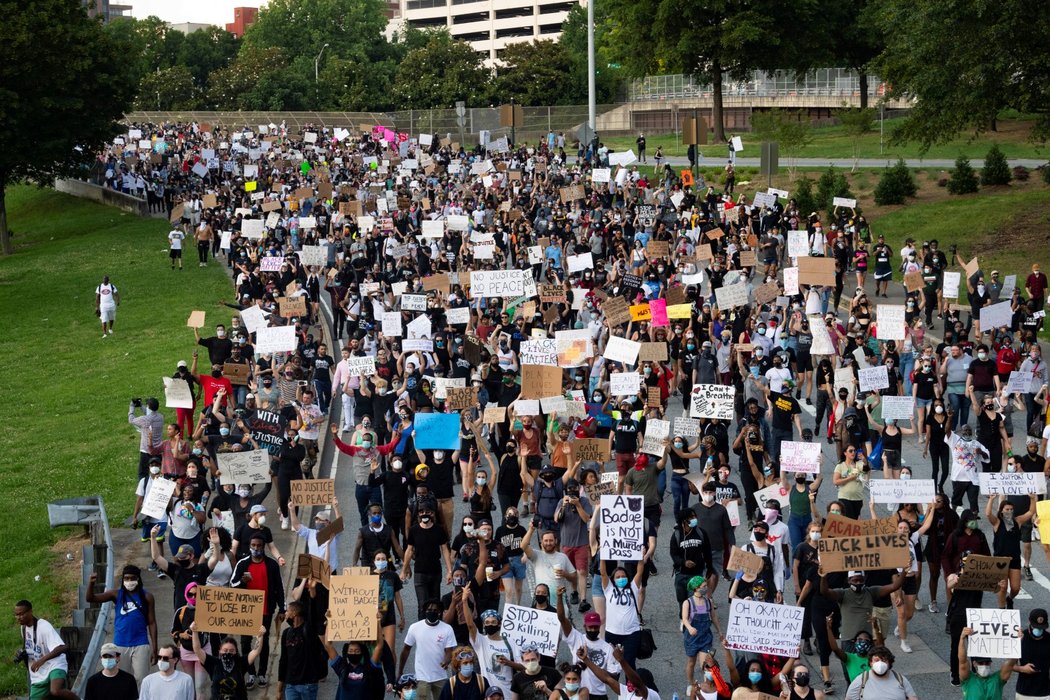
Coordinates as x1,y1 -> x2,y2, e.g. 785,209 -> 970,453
702,493 -> 715,505
158,660 -> 171,672
809,532 -> 821,542
149,466 -> 161,475
256,515 -> 266,526
935,406 -> 944,414
124,580 -> 139,591
870,661 -> 889,676
976,665 -> 993,678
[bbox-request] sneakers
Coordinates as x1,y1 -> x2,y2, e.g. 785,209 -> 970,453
148,562 -> 158,572
824,681 -> 835,695
893,625 -> 900,638
578,601 -> 591,613
246,675 -> 256,690
570,591 -> 580,605
256,678 -> 267,687
280,516 -> 289,530
900,639 -> 912,653
950,678 -> 960,687
802,639 -> 813,656
928,601 -> 939,613
1024,566 -> 1033,581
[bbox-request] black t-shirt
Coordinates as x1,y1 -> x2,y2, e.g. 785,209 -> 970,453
769,392 -> 801,431
203,654 -> 250,700
233,523 -> 273,549
715,480 -> 742,504
426,456 -> 456,499
407,523 -> 449,575
912,368 -> 938,400
511,667 -> 563,700
495,523 -> 526,557
312,354 -> 334,381
613,416 -> 643,453
199,336 -> 234,366
84,670 -> 138,700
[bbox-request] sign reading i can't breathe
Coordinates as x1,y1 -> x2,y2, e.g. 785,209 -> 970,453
599,495 -> 644,560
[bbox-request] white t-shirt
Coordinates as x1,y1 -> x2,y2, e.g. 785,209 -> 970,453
527,549 -> 575,595
602,581 -> 641,635
23,618 -> 67,684
564,628 -> 621,696
470,632 -> 516,696
96,283 -> 118,309
404,620 -> 456,682
619,681 -> 661,700
168,230 -> 185,250
947,433 -> 988,484
139,670 -> 196,700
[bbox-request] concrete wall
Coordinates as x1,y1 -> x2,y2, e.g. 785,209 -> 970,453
53,179 -> 159,218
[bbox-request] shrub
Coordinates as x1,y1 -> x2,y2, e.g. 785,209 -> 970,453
793,176 -> 818,217
1013,166 -> 1029,181
947,156 -> 979,195
874,159 -> 918,205
816,167 -> 855,214
1042,164 -> 1050,185
980,144 -> 1012,186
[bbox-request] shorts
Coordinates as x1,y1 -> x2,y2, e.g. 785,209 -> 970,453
1021,521 -> 1034,544
591,572 -> 605,598
170,248 -> 182,259
100,307 -> 116,323
796,353 -> 813,372
524,455 -> 542,473
902,576 -> 919,596
615,452 -> 635,476
1009,554 -> 1023,570
883,449 -> 901,471
710,550 -> 724,575
871,606 -> 891,629
915,397 -> 932,408
502,556 -> 527,581
562,545 -> 590,574
30,669 -> 67,700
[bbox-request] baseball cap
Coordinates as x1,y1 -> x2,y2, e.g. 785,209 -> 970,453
583,611 -> 602,626
100,643 -> 120,657
175,544 -> 195,560
485,688 -> 505,698
177,360 -> 188,368
848,570 -> 866,579
1030,609 -> 1048,628
249,504 -> 267,514
314,510 -> 332,522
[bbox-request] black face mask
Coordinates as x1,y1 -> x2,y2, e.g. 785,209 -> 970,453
796,476 -> 807,484
346,653 -> 363,665
534,595 -> 548,606
505,516 -> 518,526
585,629 -> 601,641
424,610 -> 440,624
483,624 -> 500,636
753,531 -> 767,541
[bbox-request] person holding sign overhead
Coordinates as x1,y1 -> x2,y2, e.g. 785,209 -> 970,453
189,620 -> 265,700
322,611 -> 387,700
957,627 -> 1014,700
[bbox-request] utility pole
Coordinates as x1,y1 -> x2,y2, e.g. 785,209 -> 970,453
587,0 -> 596,137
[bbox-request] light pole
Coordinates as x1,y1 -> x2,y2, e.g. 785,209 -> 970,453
587,0 -> 596,137
314,43 -> 330,81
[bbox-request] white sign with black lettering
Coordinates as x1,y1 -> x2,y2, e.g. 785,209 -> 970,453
140,477 -> 177,520
217,449 -> 271,484
779,441 -> 822,474
869,478 -> 936,504
640,418 -> 670,456
880,396 -> 915,421
690,384 -> 735,419
979,472 -> 1047,496
599,495 -> 645,561
858,366 -> 889,392
966,608 -> 1021,659
500,605 -> 561,658
519,339 -> 558,366
609,372 -> 641,396
725,598 -> 803,658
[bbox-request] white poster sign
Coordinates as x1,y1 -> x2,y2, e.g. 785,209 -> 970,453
779,441 -> 822,474
978,472 -> 1047,496
346,355 -> 377,377
519,339 -> 558,366
725,598 -> 803,658
640,418 -> 670,456
880,396 -> 915,421
500,605 -> 561,658
714,282 -> 750,309
255,326 -> 298,354
858,366 -> 890,392
140,478 -> 177,520
690,384 -> 735,419
609,372 -> 641,396
603,336 -> 641,365
980,301 -> 1013,330
217,449 -> 272,484
599,495 -> 645,561
966,608 -> 1021,659
877,305 -> 906,340
471,270 -> 532,298
869,478 -> 937,504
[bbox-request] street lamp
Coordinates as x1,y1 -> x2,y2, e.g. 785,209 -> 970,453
314,43 -> 330,81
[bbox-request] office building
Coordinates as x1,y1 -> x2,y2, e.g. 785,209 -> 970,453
226,6 -> 259,37
84,0 -> 131,22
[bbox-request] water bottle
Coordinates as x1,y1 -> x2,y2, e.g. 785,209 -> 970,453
672,694 -> 679,700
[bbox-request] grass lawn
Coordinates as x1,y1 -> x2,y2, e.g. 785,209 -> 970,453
0,185 -> 231,695
602,117 -> 1049,161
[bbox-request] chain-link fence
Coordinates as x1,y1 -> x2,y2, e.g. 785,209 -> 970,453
627,69 -> 889,102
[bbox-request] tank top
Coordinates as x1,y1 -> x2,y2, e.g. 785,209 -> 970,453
882,429 -> 902,453
206,554 -> 233,587
789,485 -> 810,516
993,519 -> 1022,558
114,588 -> 150,647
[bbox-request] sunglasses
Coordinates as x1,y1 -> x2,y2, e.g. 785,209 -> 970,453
157,654 -> 174,661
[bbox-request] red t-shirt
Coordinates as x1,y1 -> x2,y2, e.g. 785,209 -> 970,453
247,559 -> 269,611
199,375 -> 233,408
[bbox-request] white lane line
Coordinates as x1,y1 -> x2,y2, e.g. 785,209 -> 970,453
1027,564 -> 1050,596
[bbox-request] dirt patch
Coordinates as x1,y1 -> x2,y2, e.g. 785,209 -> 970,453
974,201 -> 1050,259
50,533 -> 90,615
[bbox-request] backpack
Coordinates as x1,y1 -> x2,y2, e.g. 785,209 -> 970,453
744,543 -> 776,584
534,479 -> 563,520
858,669 -> 905,697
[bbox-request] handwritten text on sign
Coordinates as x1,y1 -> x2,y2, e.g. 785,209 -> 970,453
966,608 -> 1021,659
194,587 -> 264,635
327,574 -> 380,641
501,604 -> 561,657
725,598 -> 803,658
779,441 -> 822,474
599,495 -> 644,561
868,478 -> 936,504
217,449 -> 271,484
690,384 -> 735,419
817,533 -> 910,572
979,472 -> 1047,495
290,479 -> 336,506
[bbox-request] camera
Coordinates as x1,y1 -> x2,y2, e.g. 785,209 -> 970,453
949,244 -> 958,255
532,515 -> 542,528
13,649 -> 28,665
131,398 -> 142,408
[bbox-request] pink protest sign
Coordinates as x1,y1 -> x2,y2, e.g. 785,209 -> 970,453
649,298 -> 669,327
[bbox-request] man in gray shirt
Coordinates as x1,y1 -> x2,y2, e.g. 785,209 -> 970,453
554,478 -> 593,611
942,344 -> 973,429
129,398 -> 165,479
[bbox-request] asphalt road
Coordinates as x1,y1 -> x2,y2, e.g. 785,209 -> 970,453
654,156 -> 1048,170
315,272 -> 1049,699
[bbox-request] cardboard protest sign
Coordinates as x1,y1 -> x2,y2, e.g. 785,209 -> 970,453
904,270 -> 923,293
956,555 -> 1013,591
638,342 -> 668,363
414,413 -> 461,450
725,599 -> 803,659
217,450 -> 271,484
727,546 -> 765,577
640,418 -> 670,456
599,495 -> 645,560
978,472 -> 1046,496
603,297 -> 631,325
520,365 -> 563,399
194,587 -> 265,635
446,387 -> 478,411
817,533 -> 910,573
163,377 -> 193,409
326,574 -> 380,641
187,310 -> 206,328
139,478 -> 176,520
822,513 -> 900,538
297,554 -> 331,587
572,438 -> 611,464
290,479 -> 336,507
501,604 -> 561,657
672,417 -> 701,437
869,478 -> 936,504
798,257 -> 836,286
647,386 -> 662,408
966,608 -> 1021,658
483,405 -> 507,424
279,296 -> 308,318
779,441 -> 822,474
315,517 -> 344,546
690,384 -> 735,419
583,471 -> 618,503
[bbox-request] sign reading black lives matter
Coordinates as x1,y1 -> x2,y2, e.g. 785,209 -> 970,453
599,495 -> 644,560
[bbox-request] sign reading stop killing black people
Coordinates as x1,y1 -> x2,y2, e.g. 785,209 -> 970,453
599,495 -> 644,560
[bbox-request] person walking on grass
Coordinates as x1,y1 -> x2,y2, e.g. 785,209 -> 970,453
96,275 -> 119,338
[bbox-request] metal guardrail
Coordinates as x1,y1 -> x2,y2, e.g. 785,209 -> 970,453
46,497 -> 114,698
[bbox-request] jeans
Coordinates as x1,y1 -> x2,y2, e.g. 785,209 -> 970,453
355,483 -> 383,524
413,573 -> 442,618
814,390 -> 831,435
284,683 -> 319,700
770,428 -> 793,464
605,630 -> 640,670
947,392 -> 969,430
951,480 -> 979,512
671,473 -> 691,519
788,513 -> 812,557
900,352 -> 915,396
313,379 -> 332,415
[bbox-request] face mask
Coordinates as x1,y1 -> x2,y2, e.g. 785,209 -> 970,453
809,532 -> 821,542
483,623 -> 500,636
420,515 -> 432,524
967,519 -> 980,529
250,547 -> 263,558
585,629 -> 600,641
748,671 -> 763,684
935,406 -> 944,414
403,691 -> 417,700
150,466 -> 161,475
795,674 -> 810,687
346,652 -> 363,665
753,531 -> 767,541
796,475 -> 807,484
424,610 -> 440,624
476,477 -> 487,486
854,639 -> 871,655
614,577 -> 629,589
459,663 -> 474,677
1033,628 -> 1045,638
236,488 -> 251,498
158,660 -> 171,672
374,559 -> 388,571
592,394 -> 602,402
687,343 -> 696,351
192,448 -> 203,456
219,427 -> 231,437
870,661 -> 889,676
216,330 -> 226,338
361,441 -> 373,449
453,577 -> 467,588
101,657 -> 118,670
524,660 -> 540,674
370,514 -> 382,525
974,664 -> 992,677
220,653 -> 235,663
534,594 -> 548,605
900,473 -> 911,481
433,451 -> 445,461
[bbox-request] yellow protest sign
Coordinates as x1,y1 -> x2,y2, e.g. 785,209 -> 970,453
1038,501 -> 1050,543
629,304 -> 652,322
667,303 -> 693,319
244,180 -> 257,192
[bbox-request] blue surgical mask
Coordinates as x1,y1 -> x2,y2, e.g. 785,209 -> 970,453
1033,628 -> 1045,638
370,514 -> 382,525
220,427 -> 230,437
101,658 -> 118,670
614,577 -> 628,589
403,690 -> 417,700
192,448 -> 202,456
748,671 -> 763,684
704,671 -> 714,682
565,681 -> 580,692
688,518 -> 698,528
374,559 -> 388,571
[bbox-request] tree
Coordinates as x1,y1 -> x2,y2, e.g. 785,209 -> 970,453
839,107 -> 876,172
816,167 -> 854,215
177,27 -> 240,89
136,65 -> 199,110
206,46 -> 288,109
391,31 -> 490,109
947,156 -> 979,195
793,176 -> 818,218
493,40 -> 572,106
603,0 -> 820,142
559,4 -> 622,105
749,110 -> 812,178
873,0 -> 1050,148
980,145 -> 1012,186
824,0 -> 883,109
0,0 -> 133,255
873,159 -> 917,205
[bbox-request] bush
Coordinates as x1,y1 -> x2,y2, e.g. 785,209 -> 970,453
947,156 -> 979,195
816,167 -> 854,214
874,158 -> 918,205
1042,164 -> 1050,185
1013,166 -> 1030,181
980,144 -> 1012,186
793,176 -> 818,217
